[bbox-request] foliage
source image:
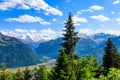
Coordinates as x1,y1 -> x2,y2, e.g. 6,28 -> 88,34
51,49 -> 72,80
14,69 -> 23,80
22,67 -> 31,80
0,63 -> 10,80
77,55 -> 99,80
61,12 -> 79,57
1,59 -> 120,80
51,13 -> 79,80
2,13 -> 120,80
106,68 -> 120,80
34,65 -> 48,80
0,33 -> 40,68
103,38 -> 120,72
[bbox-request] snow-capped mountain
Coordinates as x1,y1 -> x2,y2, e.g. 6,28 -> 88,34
0,29 -> 118,48
88,33 -> 116,43
0,29 -> 58,43
35,33 -> 118,63
0,29 -> 89,43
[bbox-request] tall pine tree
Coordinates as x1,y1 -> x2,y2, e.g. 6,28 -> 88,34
61,12 -> 79,58
51,12 -> 79,80
51,49 -> 72,80
23,67 -> 31,80
103,38 -> 120,71
61,12 -> 79,80
0,63 -> 10,80
34,65 -> 48,80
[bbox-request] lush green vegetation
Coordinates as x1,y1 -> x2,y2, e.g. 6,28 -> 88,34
1,13 -> 120,80
0,33 -> 51,68
1,55 -> 120,80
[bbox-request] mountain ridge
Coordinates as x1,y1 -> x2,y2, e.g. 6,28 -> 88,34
0,33 -> 47,68
35,33 -> 118,63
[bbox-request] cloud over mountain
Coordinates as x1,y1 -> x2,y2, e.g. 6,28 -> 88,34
0,28 -> 58,42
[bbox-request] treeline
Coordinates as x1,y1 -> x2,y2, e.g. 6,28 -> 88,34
1,13 -> 120,80
1,55 -> 120,80
49,12 -> 120,80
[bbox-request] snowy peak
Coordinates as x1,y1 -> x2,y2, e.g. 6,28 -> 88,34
88,33 -> 116,43
77,33 -> 88,38
90,33 -> 116,39
0,29 -> 58,43
0,29 -> 117,44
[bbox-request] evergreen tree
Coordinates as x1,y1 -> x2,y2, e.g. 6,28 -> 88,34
51,49 -> 72,80
14,69 -> 23,80
0,63 -> 10,80
51,13 -> 79,80
61,12 -> 79,57
61,12 -> 79,80
34,65 -> 48,80
22,67 -> 31,80
103,38 -> 120,71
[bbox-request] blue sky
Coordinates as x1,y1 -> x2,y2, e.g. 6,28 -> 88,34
0,0 -> 120,37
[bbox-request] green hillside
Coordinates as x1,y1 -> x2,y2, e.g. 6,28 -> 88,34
0,33 -> 41,68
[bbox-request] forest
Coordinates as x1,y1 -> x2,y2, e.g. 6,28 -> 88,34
1,13 -> 120,80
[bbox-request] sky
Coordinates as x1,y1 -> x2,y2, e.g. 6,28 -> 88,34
0,0 -> 120,39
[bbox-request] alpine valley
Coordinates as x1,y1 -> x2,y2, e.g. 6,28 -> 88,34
1,32 -> 120,68
0,33 -> 50,68
35,33 -> 120,63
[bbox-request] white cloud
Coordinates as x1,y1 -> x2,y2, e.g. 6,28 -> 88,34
1,28 -> 120,42
111,11 -> 115,14
39,29 -> 57,41
77,11 -> 82,15
73,15 -> 88,23
30,30 -> 37,33
0,28 -> 58,42
78,28 -> 103,35
115,18 -> 120,22
90,15 -> 109,22
52,18 -> 57,22
104,30 -> 120,36
74,23 -> 81,26
40,28 -> 56,35
89,5 -> 104,11
15,29 -> 28,33
72,15 -> 87,26
5,14 -> 50,25
113,0 -> 120,4
0,0 -> 62,16
117,23 -> 120,25
79,28 -> 95,35
78,28 -> 120,36
115,18 -> 120,25
79,5 -> 104,13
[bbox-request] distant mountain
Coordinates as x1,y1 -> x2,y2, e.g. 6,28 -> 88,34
0,33 -> 48,68
1,31 -> 47,48
0,30 -> 88,48
0,29 -> 57,48
35,33 -> 117,63
35,38 -> 62,58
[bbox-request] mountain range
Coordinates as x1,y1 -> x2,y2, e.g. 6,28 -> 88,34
34,33 -> 119,63
0,33 -> 50,68
0,32 -> 120,67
